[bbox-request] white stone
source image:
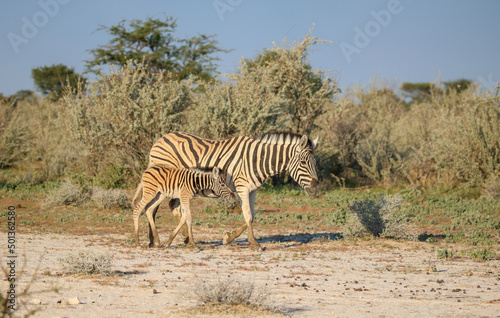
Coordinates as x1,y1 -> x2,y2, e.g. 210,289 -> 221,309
29,298 -> 42,305
68,297 -> 81,305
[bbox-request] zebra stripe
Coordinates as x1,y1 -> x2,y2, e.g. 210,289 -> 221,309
134,131 -> 319,251
133,166 -> 233,248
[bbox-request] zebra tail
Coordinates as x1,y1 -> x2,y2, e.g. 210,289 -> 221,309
131,180 -> 143,208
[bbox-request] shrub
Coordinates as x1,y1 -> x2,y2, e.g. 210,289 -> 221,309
58,251 -> 113,275
43,180 -> 84,207
91,187 -> 129,209
0,101 -> 28,169
435,90 -> 500,187
319,81 -> 499,189
62,62 -> 194,180
0,95 -> 83,179
437,249 -> 454,259
352,85 -> 408,183
467,248 -> 496,261
184,275 -> 277,312
343,194 -> 416,240
192,28 -> 339,139
210,197 -> 239,210
319,82 -> 410,186
44,178 -> 130,209
482,174 -> 500,199
193,71 -> 284,139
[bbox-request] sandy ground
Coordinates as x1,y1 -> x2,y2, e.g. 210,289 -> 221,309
2,232 -> 499,318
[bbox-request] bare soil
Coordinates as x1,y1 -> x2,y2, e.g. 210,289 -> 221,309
3,230 -> 500,318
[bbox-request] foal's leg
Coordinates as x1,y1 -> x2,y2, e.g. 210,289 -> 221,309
165,208 -> 187,248
181,198 -> 197,249
148,204 -> 160,247
170,199 -> 191,244
166,195 -> 198,249
145,194 -> 166,248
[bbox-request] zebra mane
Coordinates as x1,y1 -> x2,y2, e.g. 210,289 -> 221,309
257,132 -> 310,146
190,166 -> 228,176
190,167 -> 215,174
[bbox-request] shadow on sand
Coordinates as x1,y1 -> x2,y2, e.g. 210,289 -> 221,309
194,232 -> 342,249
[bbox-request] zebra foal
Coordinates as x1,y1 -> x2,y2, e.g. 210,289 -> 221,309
133,166 -> 233,248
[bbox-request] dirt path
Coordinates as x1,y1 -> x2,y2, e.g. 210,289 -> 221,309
2,233 -> 499,317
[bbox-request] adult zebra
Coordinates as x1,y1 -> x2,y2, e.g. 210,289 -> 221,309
132,131 -> 319,251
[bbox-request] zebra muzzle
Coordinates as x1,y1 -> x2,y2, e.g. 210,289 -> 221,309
304,178 -> 319,196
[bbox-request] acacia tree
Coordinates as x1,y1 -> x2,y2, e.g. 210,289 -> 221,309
32,64 -> 85,100
400,79 -> 472,104
85,16 -> 229,81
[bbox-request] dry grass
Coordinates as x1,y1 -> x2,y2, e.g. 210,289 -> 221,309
342,194 -> 417,241
43,180 -> 84,207
58,251 -> 114,276
90,187 -> 129,209
182,275 -> 281,314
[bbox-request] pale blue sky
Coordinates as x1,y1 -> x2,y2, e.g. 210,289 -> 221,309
1,0 -> 499,96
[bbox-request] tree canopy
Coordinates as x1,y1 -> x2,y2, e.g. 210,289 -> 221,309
85,16 -> 229,81
32,64 -> 85,100
400,79 -> 473,103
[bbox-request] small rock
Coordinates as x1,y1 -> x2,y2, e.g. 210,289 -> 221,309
58,300 -> 68,306
153,289 -> 158,294
29,299 -> 42,305
68,297 -> 81,305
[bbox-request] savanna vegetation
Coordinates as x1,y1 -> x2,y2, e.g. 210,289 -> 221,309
1,17 -> 499,260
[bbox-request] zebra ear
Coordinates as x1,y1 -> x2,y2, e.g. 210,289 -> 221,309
299,135 -> 308,150
212,167 -> 220,179
312,137 -> 319,150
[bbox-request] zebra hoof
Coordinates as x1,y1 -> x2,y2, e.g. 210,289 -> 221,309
222,232 -> 231,245
250,244 -> 264,252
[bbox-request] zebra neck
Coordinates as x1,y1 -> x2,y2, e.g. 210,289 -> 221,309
255,141 -> 295,181
194,173 -> 211,191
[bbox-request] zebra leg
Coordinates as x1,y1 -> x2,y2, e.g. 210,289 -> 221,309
183,200 -> 199,250
165,203 -> 188,248
133,204 -> 142,247
145,194 -> 165,248
148,205 -> 160,248
223,190 -> 247,245
223,189 -> 262,251
134,189 -> 156,247
170,199 -> 191,244
223,224 -> 247,244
